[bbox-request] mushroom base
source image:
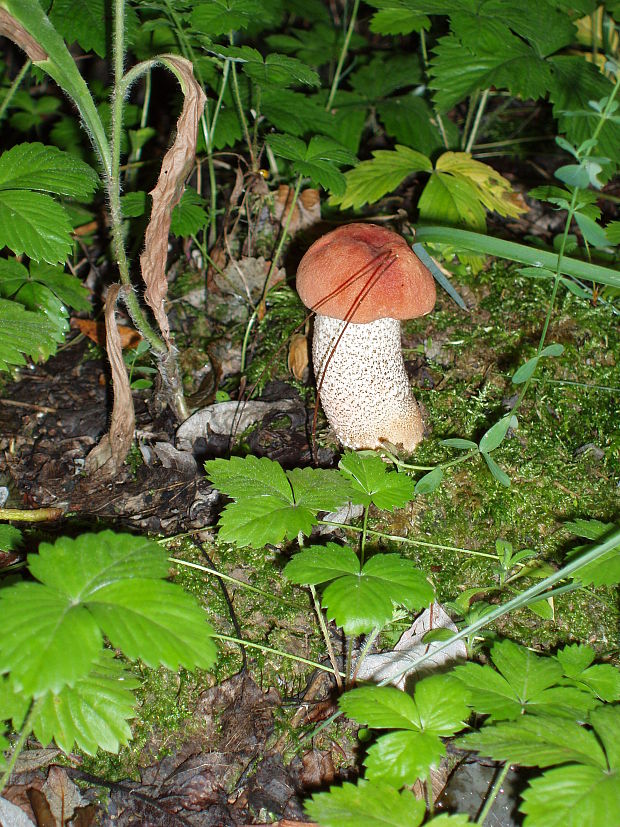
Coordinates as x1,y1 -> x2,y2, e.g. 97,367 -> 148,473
313,315 -> 425,453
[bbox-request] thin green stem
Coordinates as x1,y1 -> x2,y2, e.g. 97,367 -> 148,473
344,637 -> 354,684
0,59 -> 31,125
264,175 -> 303,291
477,762 -> 511,825
326,0 -> 360,110
359,505 -> 369,567
0,699 -> 40,796
240,309 -> 258,374
318,521 -> 498,559
351,626 -> 381,683
310,585 -> 343,689
167,556 -> 288,603
212,633 -> 345,676
230,44 -> 255,168
465,88 -> 490,153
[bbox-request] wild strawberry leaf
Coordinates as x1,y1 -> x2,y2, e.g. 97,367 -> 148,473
0,297 -> 62,370
191,0 -> 276,36
267,133 -> 356,195
284,543 -> 360,585
305,779 -> 427,827
367,3 -> 429,37
454,640 -> 597,721
418,171 -> 486,231
331,145 -> 432,209
377,94 -> 452,157
0,525 -> 22,553
206,456 -> 354,547
27,651 -> 139,755
0,190 -> 73,263
49,0 -> 107,57
170,187 -> 208,236
555,644 -> 620,702
242,52 -> 320,88
0,143 -> 98,198
432,153 -> 526,218
339,451 -> 415,510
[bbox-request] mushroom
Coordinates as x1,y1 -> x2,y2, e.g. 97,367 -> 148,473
296,223 -> 436,453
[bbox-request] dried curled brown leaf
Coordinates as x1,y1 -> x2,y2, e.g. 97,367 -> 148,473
0,8 -> 47,61
140,55 -> 206,346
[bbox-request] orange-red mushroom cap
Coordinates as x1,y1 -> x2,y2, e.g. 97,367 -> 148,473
296,223 -> 436,324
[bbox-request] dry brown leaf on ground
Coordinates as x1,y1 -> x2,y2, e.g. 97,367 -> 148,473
274,186 -> 321,236
70,318 -> 142,349
140,55 -> 206,346
85,285 -> 135,477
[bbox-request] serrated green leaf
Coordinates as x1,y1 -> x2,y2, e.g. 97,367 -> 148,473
0,582 -> 102,696
415,467 -> 443,495
520,764 -> 620,826
191,0 -> 269,36
32,651 -> 138,755
0,143 -> 98,197
284,544 -> 360,585
0,525 -> 22,552
454,640 -> 597,722
339,452 -> 415,510
377,94 -> 449,157
459,715 -> 606,768
0,190 -> 72,263
242,52 -> 320,88
349,53 -> 423,99
206,456 -> 352,547
419,172 -> 486,232
0,297 -> 61,370
606,220 -> 620,244
49,0 -> 107,57
365,729 -> 443,786
479,414 -> 517,454
368,4 -> 429,36
331,145 -> 432,210
305,779 -> 426,827
555,645 -> 620,702
565,519 -> 616,541
121,191 -> 147,218
170,187 -> 208,236
322,554 -> 433,635
86,579 -> 216,672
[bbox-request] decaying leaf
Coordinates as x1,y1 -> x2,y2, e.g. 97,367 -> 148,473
355,603 -> 467,689
140,55 -> 206,346
41,767 -> 84,826
70,317 -> 142,349
274,185 -> 321,235
84,285 -> 135,476
0,8 -> 47,61
287,333 -> 309,381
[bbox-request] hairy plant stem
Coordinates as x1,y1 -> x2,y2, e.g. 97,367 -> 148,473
212,633 -> 345,676
359,505 -> 369,566
464,88 -> 490,153
0,59 -> 31,124
0,699 -> 41,796
168,555 -> 287,603
0,507 -> 63,522
477,762 -> 511,824
351,626 -> 380,683
326,0 -> 360,110
310,585 -> 343,689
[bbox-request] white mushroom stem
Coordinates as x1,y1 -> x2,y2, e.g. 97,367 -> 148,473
313,315 -> 424,452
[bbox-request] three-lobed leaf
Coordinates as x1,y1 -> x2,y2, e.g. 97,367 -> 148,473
305,779 -> 427,827
339,451 -> 415,510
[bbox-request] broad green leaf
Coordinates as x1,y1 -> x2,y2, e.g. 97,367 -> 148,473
460,715 -> 606,768
206,456 -> 353,547
479,414 -> 517,454
0,143 -> 98,198
191,0 -> 273,36
574,213 -> 609,248
364,729 -> 443,786
419,172 -> 486,231
0,190 -> 72,263
454,640 -> 597,721
340,685 -> 420,731
170,187 -> 208,236
520,764 -> 620,826
414,467 -> 443,495
284,544 -> 360,585
84,579 -> 217,672
0,582 -> 102,696
591,704 -> 620,770
322,554 -> 433,635
349,53 -> 423,99
432,153 -> 525,218
540,343 -> 564,357
0,297 -> 61,370
266,132 -> 307,161
368,5 -> 429,37
32,651 -> 139,755
0,525 -> 22,552
29,531 -> 170,597
512,356 -> 539,384
0,258 -> 90,324
266,23 -> 344,68
49,0 -> 107,57
305,779 -> 427,827
441,438 -> 478,450
565,519 -> 616,542
555,644 -> 620,702
338,452 -> 415,510
241,53 -> 320,88
121,191 -> 147,218
331,145 -> 432,210
606,220 -> 620,244
565,521 -> 620,587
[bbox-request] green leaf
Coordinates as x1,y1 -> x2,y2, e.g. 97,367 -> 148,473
419,171 -> 486,232
0,190 -> 73,263
191,0 -> 274,36
338,452 -> 415,510
574,213 -> 609,248
31,651 -> 139,755
520,764 -> 620,827
49,0 -> 107,57
206,456 -> 353,547
555,644 -> 620,702
460,715 -> 606,768
364,729 -> 444,786
242,52 -> 320,88
305,779 -> 427,827
170,187 -> 208,236
0,257 -> 90,315
0,143 -> 98,198
267,133 -> 355,195
441,438 -> 478,450
414,467 -> 443,495
368,3 -> 429,37
378,95 -> 449,157
121,191 -> 147,218
565,522 -> 620,587
0,297 -> 61,370
479,414 -> 517,454
322,554 -> 433,635
512,356 -> 539,384
284,543 -> 360,585
0,525 -> 22,552
483,453 -> 510,487
331,145 -> 432,210
454,640 -> 597,722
